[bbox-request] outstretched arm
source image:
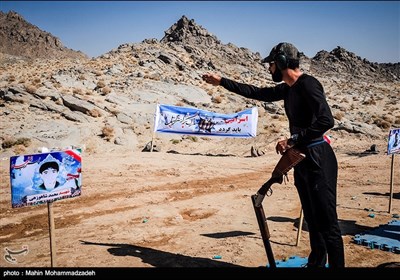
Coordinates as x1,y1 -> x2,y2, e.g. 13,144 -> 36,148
202,72 -> 283,102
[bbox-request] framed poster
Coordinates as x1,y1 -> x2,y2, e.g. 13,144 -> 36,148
9,149 -> 82,208
387,128 -> 400,155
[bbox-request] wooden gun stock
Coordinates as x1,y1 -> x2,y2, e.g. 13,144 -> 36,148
258,148 -> 306,197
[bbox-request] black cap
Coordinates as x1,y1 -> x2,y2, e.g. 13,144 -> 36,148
39,161 -> 59,173
262,42 -> 300,63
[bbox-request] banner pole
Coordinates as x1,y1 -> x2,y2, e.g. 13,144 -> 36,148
150,132 -> 155,153
150,104 -> 159,152
389,154 -> 395,213
47,201 -> 56,267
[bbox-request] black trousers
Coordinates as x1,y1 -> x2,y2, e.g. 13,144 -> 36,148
294,142 -> 345,268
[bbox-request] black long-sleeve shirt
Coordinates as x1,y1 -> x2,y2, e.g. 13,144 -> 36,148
220,74 -> 334,146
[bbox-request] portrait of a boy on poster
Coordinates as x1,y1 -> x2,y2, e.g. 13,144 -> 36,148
9,149 -> 82,208
387,128 -> 400,155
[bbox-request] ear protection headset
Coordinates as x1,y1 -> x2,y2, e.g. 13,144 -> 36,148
274,43 -> 288,70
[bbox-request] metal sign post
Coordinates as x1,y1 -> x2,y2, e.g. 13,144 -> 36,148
389,154 -> 395,213
387,128 -> 399,214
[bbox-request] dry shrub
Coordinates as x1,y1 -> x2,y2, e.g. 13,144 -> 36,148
60,87 -> 71,94
151,75 -> 161,81
2,137 -> 31,149
8,75 -> 16,82
88,108 -> 102,118
395,115 -> 400,125
24,84 -> 37,94
33,78 -> 41,85
2,139 -> 14,149
264,124 -> 280,134
212,95 -> 222,104
107,107 -> 120,116
14,137 -> 31,147
101,86 -> 111,95
94,70 -> 103,76
277,115 -> 288,122
73,88 -> 83,95
373,118 -> 391,129
175,101 -> 184,107
13,144 -> 26,155
101,125 -> 114,141
97,81 -> 106,88
363,98 -> 376,105
382,115 -> 395,124
334,111 -> 345,121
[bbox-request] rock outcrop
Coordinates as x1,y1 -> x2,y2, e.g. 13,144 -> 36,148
0,11 -> 87,60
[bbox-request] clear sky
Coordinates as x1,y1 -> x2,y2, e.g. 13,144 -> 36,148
1,1 -> 399,63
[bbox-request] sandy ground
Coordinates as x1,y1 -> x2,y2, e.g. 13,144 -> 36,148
0,138 -> 399,270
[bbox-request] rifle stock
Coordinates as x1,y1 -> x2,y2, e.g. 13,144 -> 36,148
255,148 -> 306,206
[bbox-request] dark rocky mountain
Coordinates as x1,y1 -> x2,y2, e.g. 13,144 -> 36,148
161,15 -> 221,47
311,46 -> 399,82
0,11 -> 87,60
158,15 -> 399,83
1,12 -> 398,82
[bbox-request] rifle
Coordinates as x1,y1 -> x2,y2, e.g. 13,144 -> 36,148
253,147 -> 306,207
251,147 -> 305,268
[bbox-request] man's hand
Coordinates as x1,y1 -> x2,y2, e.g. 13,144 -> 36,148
202,73 -> 221,86
275,138 -> 294,155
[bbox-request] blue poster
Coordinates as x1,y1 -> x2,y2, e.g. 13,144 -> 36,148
387,128 -> 400,155
9,149 -> 82,208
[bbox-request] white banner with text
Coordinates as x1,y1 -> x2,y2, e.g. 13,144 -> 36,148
154,104 -> 258,138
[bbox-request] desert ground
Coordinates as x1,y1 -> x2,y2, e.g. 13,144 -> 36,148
0,135 -> 399,270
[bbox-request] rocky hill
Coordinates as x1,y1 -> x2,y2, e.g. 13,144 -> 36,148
0,14 -> 399,157
311,46 -> 399,82
0,11 -> 87,60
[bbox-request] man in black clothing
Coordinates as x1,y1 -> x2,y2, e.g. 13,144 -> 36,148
202,42 -> 345,268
